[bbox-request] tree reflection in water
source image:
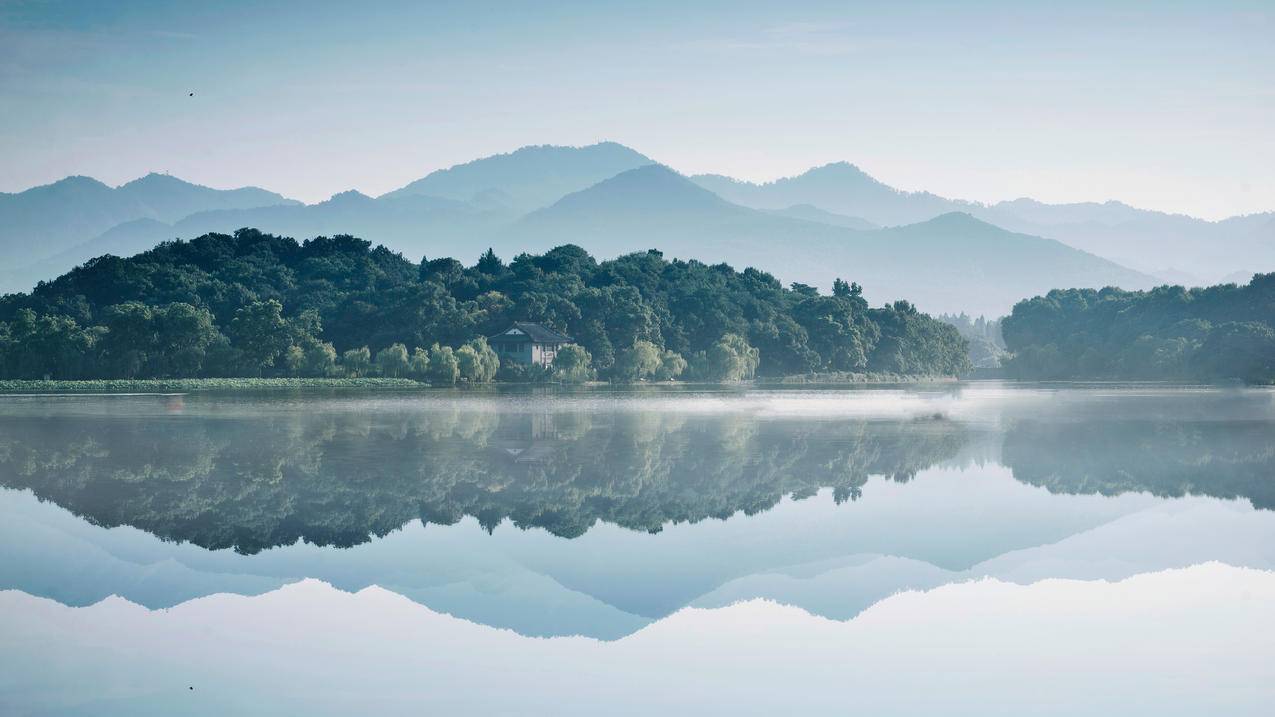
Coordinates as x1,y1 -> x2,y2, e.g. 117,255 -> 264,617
0,388 -> 1271,554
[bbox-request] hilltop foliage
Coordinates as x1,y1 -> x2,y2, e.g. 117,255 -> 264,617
1001,275 -> 1275,382
0,228 -> 969,380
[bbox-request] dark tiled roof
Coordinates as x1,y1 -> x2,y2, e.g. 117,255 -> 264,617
487,322 -> 573,344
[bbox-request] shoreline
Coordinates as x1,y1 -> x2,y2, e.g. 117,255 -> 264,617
0,374 -> 963,394
6,376 -> 1253,395
0,378 -> 426,394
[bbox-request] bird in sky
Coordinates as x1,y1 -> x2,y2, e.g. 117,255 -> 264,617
188,92 -> 194,97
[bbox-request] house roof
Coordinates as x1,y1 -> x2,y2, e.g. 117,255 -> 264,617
487,321 -> 573,344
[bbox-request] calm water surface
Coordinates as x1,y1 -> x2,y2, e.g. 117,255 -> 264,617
1,383 -> 1273,715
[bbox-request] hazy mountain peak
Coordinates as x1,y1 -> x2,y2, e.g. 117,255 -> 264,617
913,211 -> 998,231
382,141 -> 654,208
692,161 -> 961,226
0,171 -> 297,274
548,164 -> 730,213
324,189 -> 374,204
119,172 -> 194,189
801,161 -> 875,180
55,174 -> 110,188
6,175 -> 111,198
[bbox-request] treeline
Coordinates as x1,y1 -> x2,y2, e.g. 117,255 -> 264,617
0,298 -> 505,385
1001,274 -> 1275,382
0,228 -> 969,381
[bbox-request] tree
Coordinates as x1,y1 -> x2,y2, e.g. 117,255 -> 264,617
409,347 -> 431,380
427,343 -> 459,385
153,303 -> 220,377
342,346 -> 372,377
456,344 -> 481,382
705,333 -> 759,381
791,295 -> 874,371
457,337 -> 498,382
283,345 -> 307,374
298,336 -> 338,377
476,248 -> 504,276
0,309 -> 101,379
613,340 -> 662,381
1194,322 -> 1275,383
832,278 -> 862,299
98,302 -> 155,378
553,344 -> 593,383
653,349 -> 687,381
375,343 -> 410,378
227,300 -> 292,374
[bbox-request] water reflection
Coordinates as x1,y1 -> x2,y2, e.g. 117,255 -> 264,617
0,396 -> 969,553
5,564 -> 1272,716
1005,418 -> 1275,508
1,385 -> 1273,640
0,386 -> 1272,555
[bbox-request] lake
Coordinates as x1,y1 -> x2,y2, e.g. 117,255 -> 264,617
1,383 -> 1273,715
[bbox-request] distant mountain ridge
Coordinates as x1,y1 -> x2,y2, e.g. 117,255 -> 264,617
6,190 -> 518,291
3,141 -> 1266,314
765,204 -> 877,230
381,141 -> 653,210
693,162 -> 962,226
692,165 -> 1273,282
0,174 -> 296,268
501,165 -> 1156,316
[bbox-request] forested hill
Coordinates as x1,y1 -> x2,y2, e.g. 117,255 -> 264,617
1002,275 -> 1275,382
0,228 -> 969,381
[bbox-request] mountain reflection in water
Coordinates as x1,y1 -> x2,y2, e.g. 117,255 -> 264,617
1,384 -> 1274,645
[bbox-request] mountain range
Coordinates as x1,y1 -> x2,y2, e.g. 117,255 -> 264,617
2,142 -> 1268,315
693,163 -> 1275,280
382,141 -> 653,210
498,165 -> 1154,316
0,173 -> 295,268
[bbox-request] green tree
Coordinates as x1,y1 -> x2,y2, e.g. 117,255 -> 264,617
342,346 -> 372,377
227,299 -> 292,374
98,302 -> 155,378
427,343 -> 460,385
409,347 -> 431,380
476,248 -> 504,276
1194,322 -> 1275,383
553,344 -> 594,383
614,340 -> 663,381
291,335 -> 338,377
654,349 -> 687,381
456,344 -> 481,382
0,309 -> 101,379
375,343 -> 410,378
153,303 -> 220,377
706,333 -> 760,381
283,345 -> 306,374
457,337 -> 498,382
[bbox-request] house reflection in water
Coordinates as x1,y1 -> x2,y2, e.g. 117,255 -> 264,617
491,411 -> 567,464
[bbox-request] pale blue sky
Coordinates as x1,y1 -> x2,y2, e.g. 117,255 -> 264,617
1,0 -> 1271,219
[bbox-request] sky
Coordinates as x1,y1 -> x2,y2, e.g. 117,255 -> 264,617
1,0 -> 1271,220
